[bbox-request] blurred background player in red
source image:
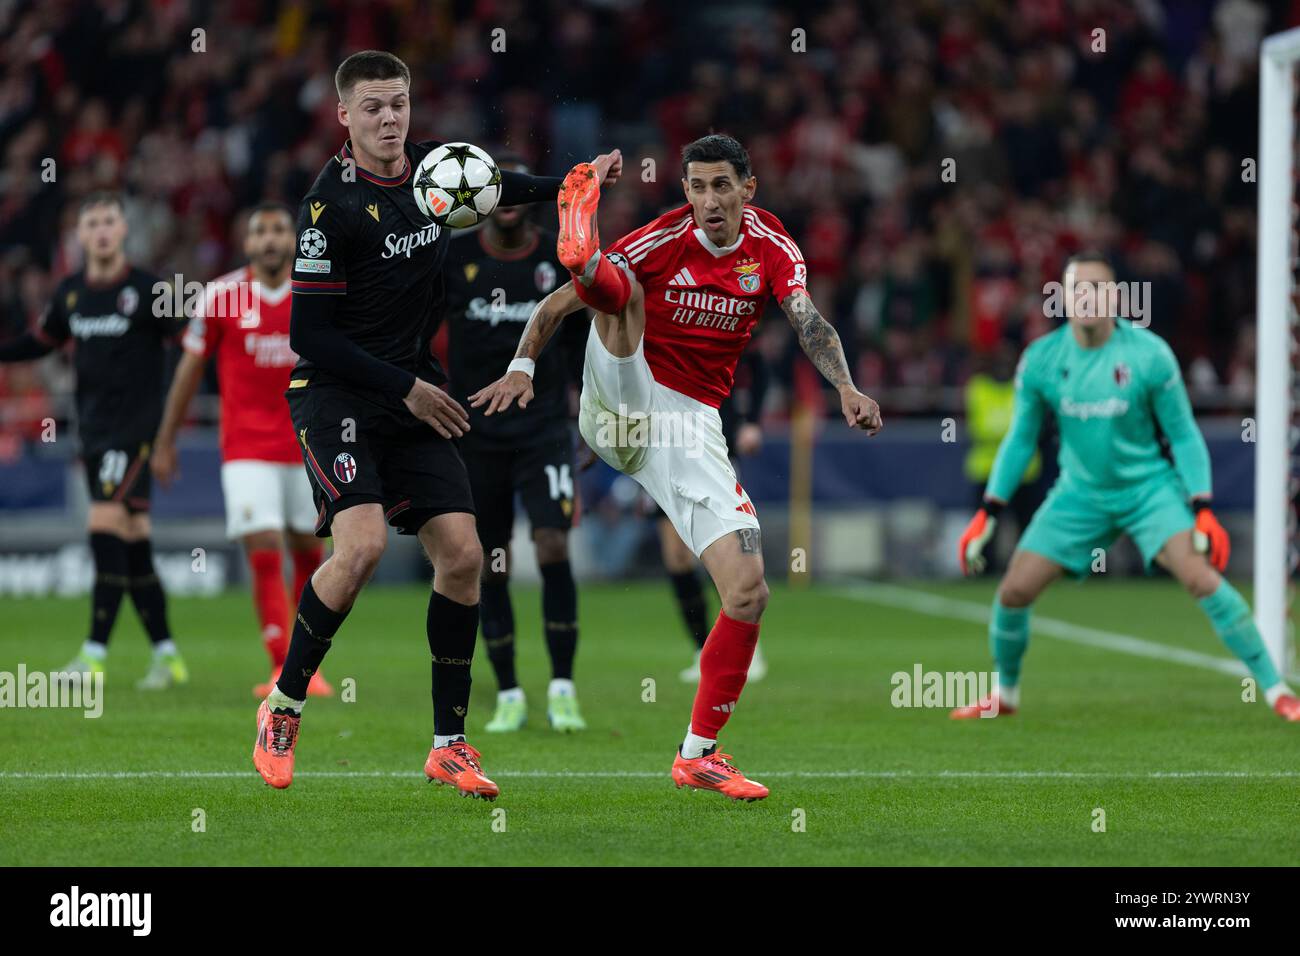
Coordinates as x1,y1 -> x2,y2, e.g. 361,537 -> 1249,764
152,202 -> 331,698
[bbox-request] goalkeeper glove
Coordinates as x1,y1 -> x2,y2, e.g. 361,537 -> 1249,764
1192,499 -> 1230,571
959,500 -> 1003,576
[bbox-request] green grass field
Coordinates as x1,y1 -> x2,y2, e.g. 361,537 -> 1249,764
2,577 -> 1298,866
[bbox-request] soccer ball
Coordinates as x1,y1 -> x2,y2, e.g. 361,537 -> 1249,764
413,142 -> 502,229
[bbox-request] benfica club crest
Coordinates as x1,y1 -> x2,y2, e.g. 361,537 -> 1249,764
734,259 -> 761,293
1113,362 -> 1131,387
333,452 -> 357,483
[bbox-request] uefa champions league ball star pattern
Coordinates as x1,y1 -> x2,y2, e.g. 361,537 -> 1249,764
413,142 -> 503,229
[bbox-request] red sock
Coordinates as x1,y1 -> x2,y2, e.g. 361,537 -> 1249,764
247,549 -> 289,667
571,253 -> 631,315
291,546 -> 323,605
689,611 -> 761,739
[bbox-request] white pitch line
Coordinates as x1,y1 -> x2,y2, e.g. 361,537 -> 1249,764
2,770 -> 1299,780
833,581 -> 1300,683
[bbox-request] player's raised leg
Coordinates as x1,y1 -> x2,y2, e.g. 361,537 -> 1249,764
671,528 -> 769,801
1156,529 -> 1300,720
418,513 -> 499,799
951,548 -> 1062,719
557,161 -> 634,321
254,503 -> 383,788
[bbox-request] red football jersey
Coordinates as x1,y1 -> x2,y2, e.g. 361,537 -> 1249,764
607,203 -> 806,407
182,266 -> 300,463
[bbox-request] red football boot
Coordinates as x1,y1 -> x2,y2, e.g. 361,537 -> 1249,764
252,699 -> 300,789
424,740 -> 500,801
671,748 -> 768,801
949,695 -> 1015,719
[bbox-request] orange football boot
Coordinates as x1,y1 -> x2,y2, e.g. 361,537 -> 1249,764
253,666 -> 282,700
252,699 -> 300,789
1274,694 -> 1300,722
556,162 -> 602,273
424,740 -> 500,800
671,748 -> 768,801
950,694 -> 1015,719
306,670 -> 334,697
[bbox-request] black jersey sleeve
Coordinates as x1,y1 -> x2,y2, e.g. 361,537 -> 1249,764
37,282 -> 73,345
0,331 -> 54,361
499,170 -> 563,206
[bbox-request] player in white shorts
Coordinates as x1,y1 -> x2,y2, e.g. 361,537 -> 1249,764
472,134 -> 882,800
153,202 -> 332,698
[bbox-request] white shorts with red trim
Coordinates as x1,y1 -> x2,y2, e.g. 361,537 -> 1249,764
577,324 -> 758,557
220,460 -> 319,540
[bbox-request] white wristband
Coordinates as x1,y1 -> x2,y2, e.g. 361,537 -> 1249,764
507,358 -> 536,379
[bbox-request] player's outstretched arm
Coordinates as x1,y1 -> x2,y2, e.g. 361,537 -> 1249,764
0,331 -> 55,363
961,353 -> 1047,574
1148,341 -> 1224,567
497,149 -> 622,205
780,290 -> 882,435
469,280 -> 585,416
152,350 -> 208,487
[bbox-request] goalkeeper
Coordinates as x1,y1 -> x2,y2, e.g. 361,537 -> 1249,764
955,252 -> 1298,721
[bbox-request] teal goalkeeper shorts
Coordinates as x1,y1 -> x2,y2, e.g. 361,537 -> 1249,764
1017,473 -> 1195,577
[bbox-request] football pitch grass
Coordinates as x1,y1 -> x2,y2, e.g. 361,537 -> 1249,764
3,577 -> 1298,866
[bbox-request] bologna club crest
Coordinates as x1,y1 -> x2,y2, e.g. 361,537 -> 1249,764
1113,362 -> 1131,387
333,452 -> 357,484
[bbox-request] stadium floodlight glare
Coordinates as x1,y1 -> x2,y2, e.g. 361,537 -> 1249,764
1254,27 -> 1300,675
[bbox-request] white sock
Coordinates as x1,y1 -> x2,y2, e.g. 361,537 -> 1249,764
80,641 -> 107,661
498,687 -> 525,703
434,734 -> 466,749
680,726 -> 716,759
153,639 -> 178,657
999,683 -> 1020,709
548,678 -> 575,697
1265,683 -> 1293,707
267,686 -> 305,714
577,250 -> 601,285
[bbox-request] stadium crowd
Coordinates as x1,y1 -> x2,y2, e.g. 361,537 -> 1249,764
0,0 -> 1278,454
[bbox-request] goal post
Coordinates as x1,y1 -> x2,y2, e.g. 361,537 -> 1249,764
1254,27 -> 1300,674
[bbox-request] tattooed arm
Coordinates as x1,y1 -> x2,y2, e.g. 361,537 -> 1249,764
780,290 -> 882,434
469,280 -> 585,415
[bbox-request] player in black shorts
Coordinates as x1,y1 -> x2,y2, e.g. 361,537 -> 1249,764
0,191 -> 188,689
251,50 -> 622,799
659,347 -> 769,682
440,155 -> 590,733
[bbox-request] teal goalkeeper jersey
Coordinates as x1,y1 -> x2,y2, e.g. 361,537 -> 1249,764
985,321 -> 1211,502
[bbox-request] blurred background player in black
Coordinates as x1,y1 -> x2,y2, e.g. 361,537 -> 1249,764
440,153 -> 591,733
0,192 -> 187,689
662,346 -> 769,682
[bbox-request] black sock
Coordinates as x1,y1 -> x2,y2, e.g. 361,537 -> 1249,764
540,560 -> 578,681
278,578 -> 348,700
125,538 -> 171,645
669,570 -> 710,649
88,532 -> 130,647
479,578 -> 517,691
428,590 -> 478,737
